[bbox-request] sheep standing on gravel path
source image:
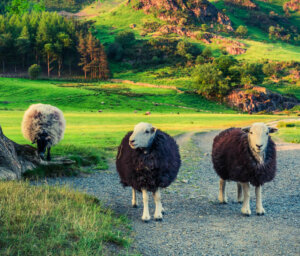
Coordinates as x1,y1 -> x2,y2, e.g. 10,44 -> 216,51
116,122 -> 181,222
212,123 -> 277,215
22,104 -> 66,161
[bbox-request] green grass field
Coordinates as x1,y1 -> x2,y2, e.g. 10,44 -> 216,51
277,121 -> 300,143
4,77 -> 296,175
0,181 -> 132,255
0,77 -> 232,113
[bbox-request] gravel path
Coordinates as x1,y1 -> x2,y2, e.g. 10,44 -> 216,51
44,131 -> 300,256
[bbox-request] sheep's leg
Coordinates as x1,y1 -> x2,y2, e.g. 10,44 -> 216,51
255,186 -> 265,216
141,189 -> 150,222
153,188 -> 163,221
241,182 -> 251,216
46,147 -> 51,161
237,182 -> 243,203
132,188 -> 138,208
218,179 -> 227,203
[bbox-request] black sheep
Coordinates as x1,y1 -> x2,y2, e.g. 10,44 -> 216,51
116,122 -> 181,222
212,123 -> 277,216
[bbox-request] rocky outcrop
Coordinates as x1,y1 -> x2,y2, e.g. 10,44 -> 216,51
0,126 -> 75,180
153,25 -> 247,54
214,37 -> 247,55
224,0 -> 257,9
226,86 -> 300,113
283,0 -> 300,13
128,0 -> 232,30
0,126 -> 41,180
225,45 -> 247,55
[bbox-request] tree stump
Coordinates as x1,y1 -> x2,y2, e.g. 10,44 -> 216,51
0,126 -> 75,180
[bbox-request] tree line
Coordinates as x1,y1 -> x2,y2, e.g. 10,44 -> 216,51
0,11 -> 109,79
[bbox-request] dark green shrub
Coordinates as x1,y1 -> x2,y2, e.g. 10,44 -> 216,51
213,55 -> 237,76
193,63 -> 231,98
202,47 -> 212,59
176,40 -> 200,57
195,55 -> 205,65
235,25 -> 248,38
28,64 -> 41,80
107,43 -> 123,61
262,63 -> 278,77
115,31 -> 136,48
240,63 -> 264,85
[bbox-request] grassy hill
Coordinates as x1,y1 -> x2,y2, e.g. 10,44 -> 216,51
89,0 -> 300,62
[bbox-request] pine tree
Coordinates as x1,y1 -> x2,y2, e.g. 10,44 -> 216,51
86,32 -> 98,79
44,43 -> 55,77
98,43 -> 109,80
16,26 -> 30,68
77,34 -> 88,79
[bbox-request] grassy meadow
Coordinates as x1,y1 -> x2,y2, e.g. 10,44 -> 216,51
0,77 -> 294,170
0,181 -> 132,255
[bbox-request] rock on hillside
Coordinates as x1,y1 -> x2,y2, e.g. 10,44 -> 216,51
128,0 -> 232,29
283,0 -> 300,13
224,0 -> 257,9
226,86 -> 300,113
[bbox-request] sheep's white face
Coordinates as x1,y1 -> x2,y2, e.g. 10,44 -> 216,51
129,122 -> 157,149
242,123 -> 278,154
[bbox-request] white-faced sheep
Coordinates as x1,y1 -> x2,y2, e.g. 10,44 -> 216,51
212,122 -> 277,216
22,103 -> 66,161
116,122 -> 181,222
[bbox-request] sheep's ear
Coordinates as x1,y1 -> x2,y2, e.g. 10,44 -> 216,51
242,127 -> 250,133
151,127 -> 157,134
269,127 -> 278,133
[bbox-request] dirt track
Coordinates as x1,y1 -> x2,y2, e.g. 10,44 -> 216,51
46,131 -> 300,255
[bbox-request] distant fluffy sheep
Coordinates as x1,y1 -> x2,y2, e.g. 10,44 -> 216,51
22,103 -> 66,161
116,122 -> 181,222
212,123 -> 277,216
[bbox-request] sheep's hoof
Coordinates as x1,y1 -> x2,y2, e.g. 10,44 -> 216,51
241,207 -> 251,216
142,215 -> 151,222
256,208 -> 265,216
132,204 -> 138,208
218,196 -> 228,204
154,217 -> 163,221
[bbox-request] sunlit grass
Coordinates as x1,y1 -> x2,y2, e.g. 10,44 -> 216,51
0,181 -> 132,255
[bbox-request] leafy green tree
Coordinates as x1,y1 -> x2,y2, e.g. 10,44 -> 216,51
6,0 -> 45,15
193,63 -> 230,98
213,55 -> 237,76
240,63 -> 264,85
107,43 -> 123,61
262,63 -> 278,77
115,31 -> 135,48
202,47 -> 212,59
201,24 -> 208,32
28,63 -> 41,79
195,55 -> 205,65
235,25 -> 248,38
